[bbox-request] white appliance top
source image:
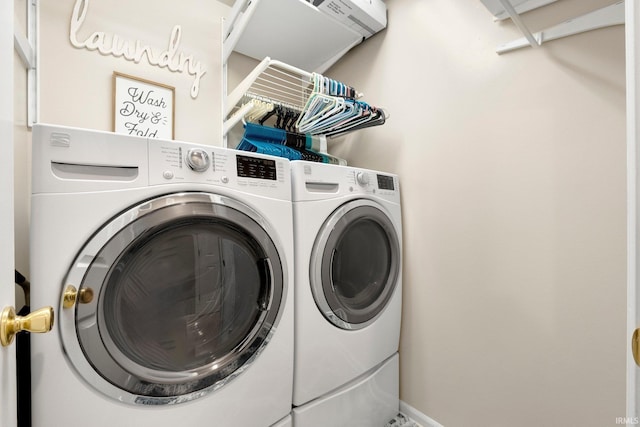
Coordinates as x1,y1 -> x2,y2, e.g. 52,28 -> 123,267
233,0 -> 364,73
290,160 -> 399,203
32,124 -> 291,200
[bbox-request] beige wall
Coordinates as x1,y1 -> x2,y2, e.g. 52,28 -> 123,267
327,0 -> 626,426
39,0 -> 226,145
14,0 -> 627,425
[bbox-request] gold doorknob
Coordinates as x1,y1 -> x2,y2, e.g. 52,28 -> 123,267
633,328 -> 640,367
63,285 -> 94,309
0,306 -> 54,347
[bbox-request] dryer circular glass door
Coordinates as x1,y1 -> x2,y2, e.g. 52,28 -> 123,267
310,199 -> 400,330
59,192 -> 286,405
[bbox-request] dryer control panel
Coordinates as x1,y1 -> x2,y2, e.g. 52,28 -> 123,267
290,161 -> 400,203
148,139 -> 290,199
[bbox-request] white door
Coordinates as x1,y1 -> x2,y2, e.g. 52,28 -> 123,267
629,0 -> 640,423
1,0 -> 18,424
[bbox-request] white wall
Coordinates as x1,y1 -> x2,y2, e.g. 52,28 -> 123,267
326,0 -> 626,426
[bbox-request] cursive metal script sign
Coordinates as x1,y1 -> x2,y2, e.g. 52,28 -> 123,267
69,0 -> 206,98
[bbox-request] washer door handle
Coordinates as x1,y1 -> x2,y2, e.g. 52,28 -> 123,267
62,285 -> 94,309
0,306 -> 54,347
633,328 -> 640,367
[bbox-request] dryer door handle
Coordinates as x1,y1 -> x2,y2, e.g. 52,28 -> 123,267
0,305 -> 54,347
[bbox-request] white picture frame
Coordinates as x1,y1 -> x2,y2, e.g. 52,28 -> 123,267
113,72 -> 175,139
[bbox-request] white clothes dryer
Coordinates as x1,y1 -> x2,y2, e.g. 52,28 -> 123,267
29,124 -> 294,427
290,161 -> 402,407
292,353 -> 399,427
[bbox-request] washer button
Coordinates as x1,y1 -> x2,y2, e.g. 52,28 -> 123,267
163,170 -> 174,180
221,176 -> 229,184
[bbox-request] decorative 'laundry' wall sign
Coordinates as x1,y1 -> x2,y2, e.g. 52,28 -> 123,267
69,0 -> 206,98
113,72 -> 175,139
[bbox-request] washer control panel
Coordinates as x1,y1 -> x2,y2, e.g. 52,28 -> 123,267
148,139 -> 289,198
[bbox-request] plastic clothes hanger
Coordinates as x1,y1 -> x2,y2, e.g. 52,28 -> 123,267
312,99 -> 372,134
305,99 -> 358,134
297,94 -> 340,132
296,74 -> 328,129
300,94 -> 346,133
239,97 -> 273,125
326,107 -> 388,137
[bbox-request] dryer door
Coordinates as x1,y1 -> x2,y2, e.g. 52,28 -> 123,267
59,192 -> 286,405
310,199 -> 400,330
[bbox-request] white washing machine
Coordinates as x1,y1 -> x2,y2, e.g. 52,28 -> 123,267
29,124 -> 294,427
290,161 -> 402,409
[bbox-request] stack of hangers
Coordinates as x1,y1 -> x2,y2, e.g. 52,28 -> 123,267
234,72 -> 386,163
237,122 -> 346,165
236,73 -> 387,138
296,73 -> 387,136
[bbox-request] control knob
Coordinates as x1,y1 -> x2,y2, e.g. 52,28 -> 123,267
356,171 -> 370,186
185,148 -> 210,172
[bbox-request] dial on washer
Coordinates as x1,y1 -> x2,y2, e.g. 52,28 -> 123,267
185,148 -> 210,172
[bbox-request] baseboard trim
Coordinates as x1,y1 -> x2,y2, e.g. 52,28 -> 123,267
399,401 -> 444,427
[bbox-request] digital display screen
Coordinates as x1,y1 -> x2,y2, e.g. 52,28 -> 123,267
236,155 -> 277,180
377,174 -> 395,190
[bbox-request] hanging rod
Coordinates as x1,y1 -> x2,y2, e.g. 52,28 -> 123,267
496,0 -> 625,54
243,92 -> 303,112
223,92 -> 305,136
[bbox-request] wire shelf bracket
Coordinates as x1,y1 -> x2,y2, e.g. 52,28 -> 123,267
14,0 -> 38,127
481,0 -> 558,21
494,0 -> 625,54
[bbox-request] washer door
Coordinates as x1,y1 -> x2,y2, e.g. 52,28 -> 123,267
60,192 -> 286,405
310,199 -> 400,330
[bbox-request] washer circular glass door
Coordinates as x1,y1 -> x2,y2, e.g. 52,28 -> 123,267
59,192 -> 286,405
310,199 -> 400,330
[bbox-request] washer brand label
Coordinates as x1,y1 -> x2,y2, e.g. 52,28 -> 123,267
50,132 -> 71,147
